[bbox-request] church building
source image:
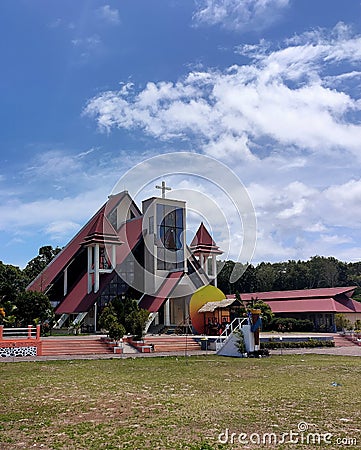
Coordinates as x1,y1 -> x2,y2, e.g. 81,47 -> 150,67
27,186 -> 223,333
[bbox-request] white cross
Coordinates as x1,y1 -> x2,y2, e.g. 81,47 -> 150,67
155,181 -> 172,198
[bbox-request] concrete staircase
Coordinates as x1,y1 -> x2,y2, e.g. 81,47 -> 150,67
333,334 -> 359,347
142,335 -> 201,352
41,337 -> 114,356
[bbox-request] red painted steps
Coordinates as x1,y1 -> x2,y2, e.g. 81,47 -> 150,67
333,335 -> 359,347
142,335 -> 201,353
41,337 -> 113,356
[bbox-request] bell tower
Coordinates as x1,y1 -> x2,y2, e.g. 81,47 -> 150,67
190,222 -> 223,286
82,212 -> 122,294
142,182 -> 186,294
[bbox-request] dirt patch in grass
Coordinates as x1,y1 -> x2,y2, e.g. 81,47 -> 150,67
0,355 -> 360,449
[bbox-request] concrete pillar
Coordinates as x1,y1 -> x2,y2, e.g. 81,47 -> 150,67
164,299 -> 170,326
111,245 -> 116,269
63,267 -> 68,296
198,253 -> 204,270
87,246 -> 93,294
212,255 -> 217,287
94,302 -> 97,333
204,255 -> 208,276
94,244 -> 100,293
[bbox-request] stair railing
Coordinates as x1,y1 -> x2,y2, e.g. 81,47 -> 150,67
144,312 -> 158,334
53,313 -> 69,329
215,317 -> 247,351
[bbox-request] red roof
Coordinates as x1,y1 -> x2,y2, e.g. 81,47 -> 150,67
55,271 -> 116,314
114,217 -> 143,263
190,222 -> 222,255
266,298 -> 361,314
139,271 -> 184,312
231,287 -> 357,301
55,217 -> 143,315
226,287 -> 361,315
27,192 -> 127,293
82,213 -> 122,246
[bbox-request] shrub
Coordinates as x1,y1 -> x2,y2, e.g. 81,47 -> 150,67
261,339 -> 335,349
353,319 -> 361,332
335,313 -> 352,331
99,298 -> 149,339
248,349 -> 270,357
245,297 -> 274,330
234,329 -> 246,354
108,322 -> 126,342
98,304 -> 118,331
125,308 -> 150,340
269,317 -> 314,332
14,291 -> 54,326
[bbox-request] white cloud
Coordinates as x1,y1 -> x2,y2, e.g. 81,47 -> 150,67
82,24 -> 361,263
96,5 -> 120,25
45,220 -> 81,240
203,133 -> 256,162
0,148 -> 164,261
71,35 -> 101,48
0,190 -> 106,236
23,148 -> 103,195
320,179 -> 361,227
193,0 -> 290,31
26,150 -> 85,177
84,24 -> 361,162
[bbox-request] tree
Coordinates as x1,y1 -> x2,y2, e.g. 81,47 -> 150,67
98,304 -> 118,331
255,263 -> 277,292
335,313 -> 352,331
233,291 -> 248,317
217,260 -> 235,294
0,306 -> 5,324
99,297 -> 149,339
23,246 -> 61,283
237,264 -> 257,293
0,300 -> 17,326
108,322 -> 126,342
125,308 -> 150,339
0,262 -> 27,302
14,291 -> 54,326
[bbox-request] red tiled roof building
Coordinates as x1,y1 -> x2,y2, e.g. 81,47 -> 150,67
227,287 -> 361,331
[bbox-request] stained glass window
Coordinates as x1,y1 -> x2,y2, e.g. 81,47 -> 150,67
157,205 -> 184,270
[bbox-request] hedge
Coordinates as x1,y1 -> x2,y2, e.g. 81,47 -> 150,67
261,339 -> 335,349
268,317 -> 315,332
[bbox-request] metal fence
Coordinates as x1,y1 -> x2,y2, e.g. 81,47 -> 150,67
0,325 -> 41,341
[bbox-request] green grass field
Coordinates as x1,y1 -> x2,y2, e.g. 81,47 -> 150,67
1,355 -> 360,449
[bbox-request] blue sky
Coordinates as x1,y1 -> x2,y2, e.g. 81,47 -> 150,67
1,0 -> 361,268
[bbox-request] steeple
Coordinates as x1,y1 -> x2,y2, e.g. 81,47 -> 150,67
81,211 -> 122,293
190,222 -> 222,256
190,222 -> 223,286
83,212 -> 121,246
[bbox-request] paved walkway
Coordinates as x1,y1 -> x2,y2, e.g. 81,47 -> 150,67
1,344 -> 361,362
